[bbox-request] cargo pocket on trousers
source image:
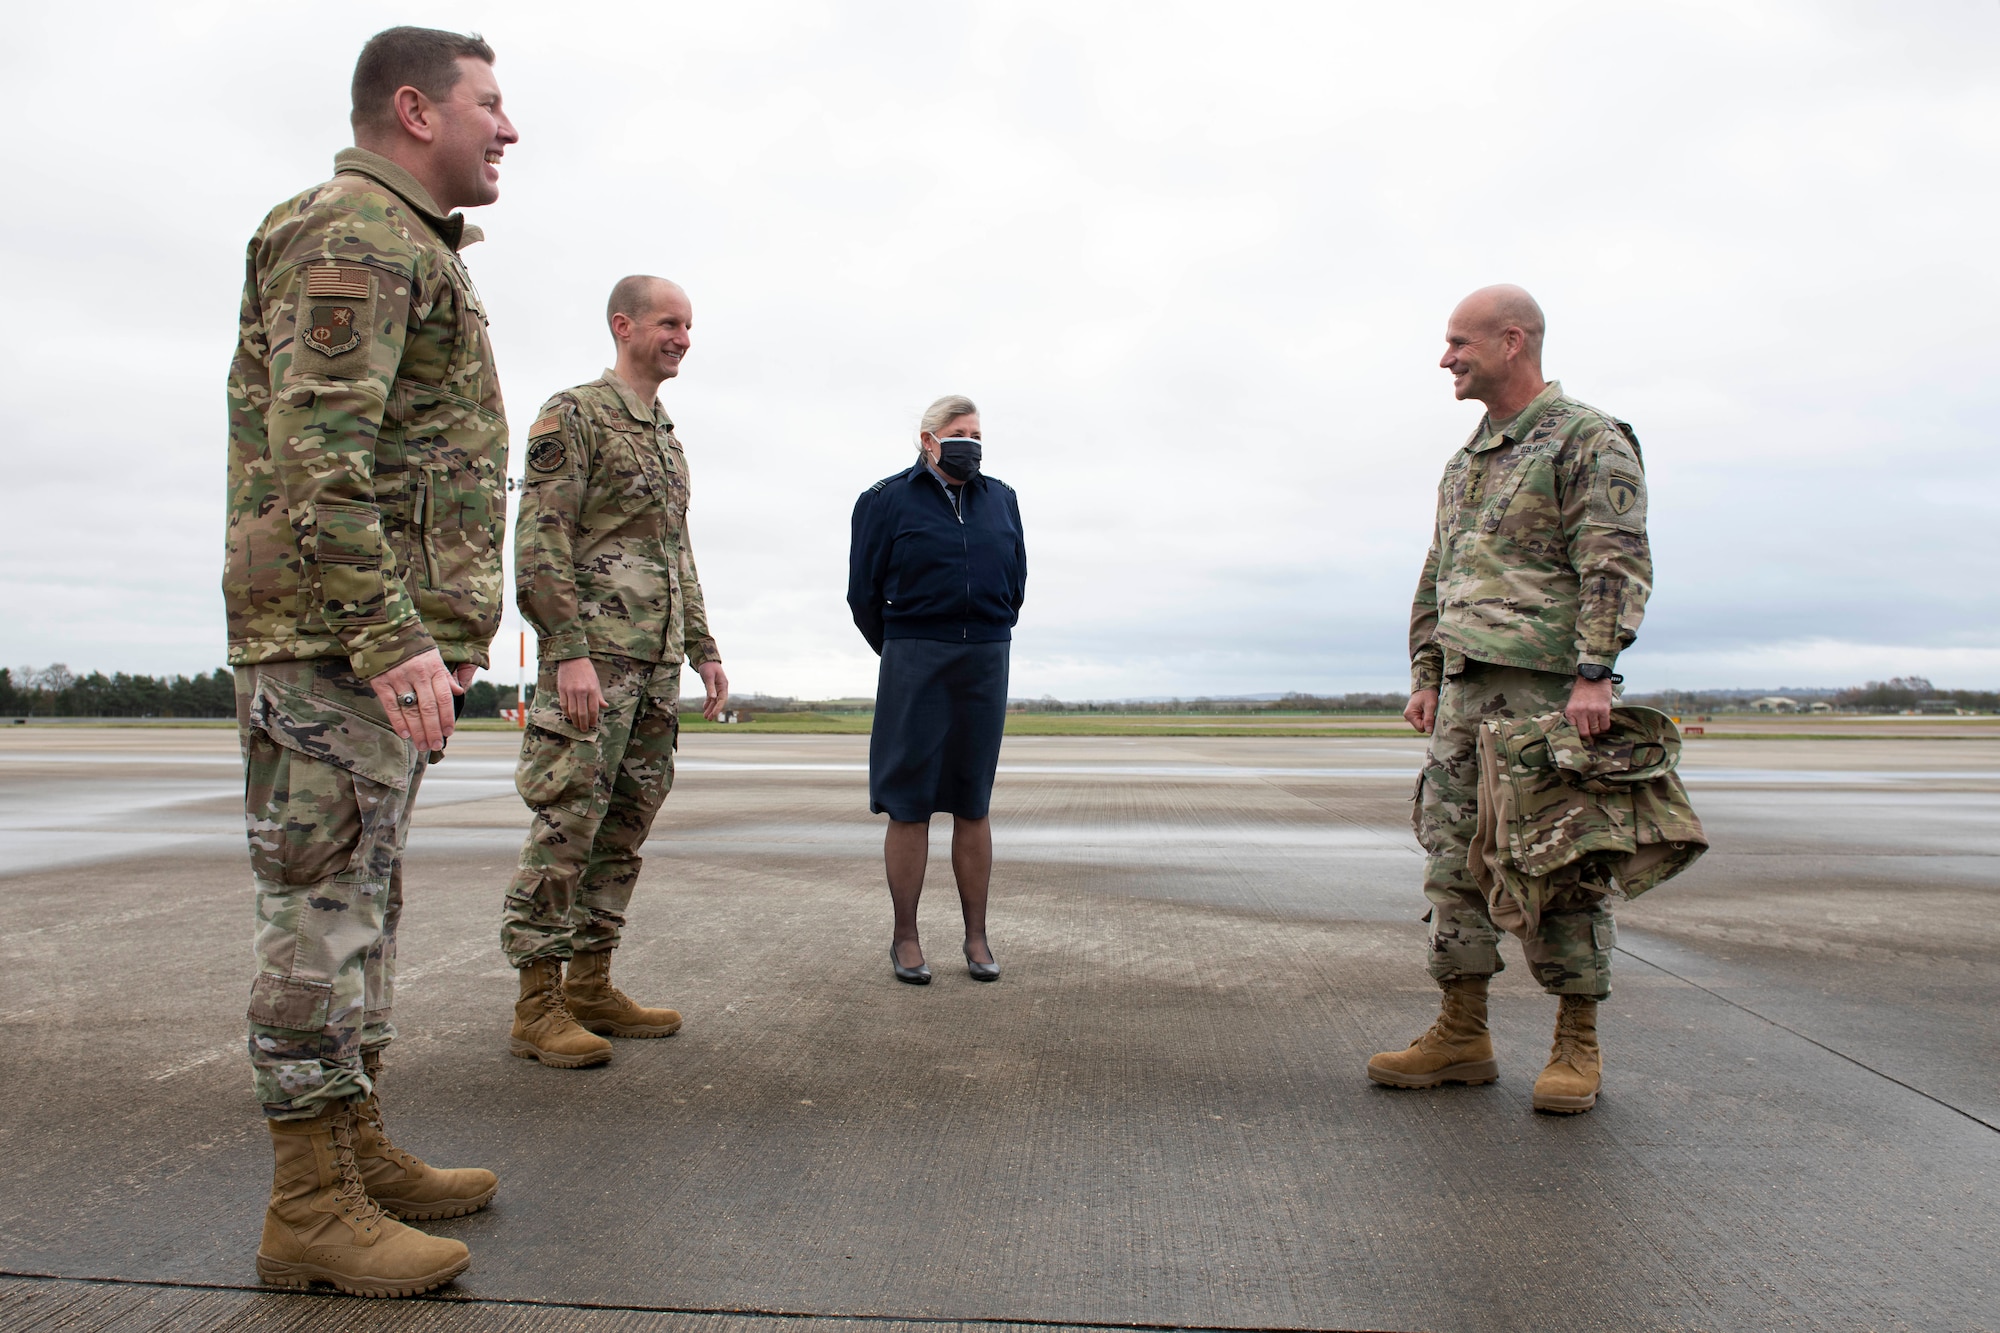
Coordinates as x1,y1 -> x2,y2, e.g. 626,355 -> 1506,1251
516,718 -> 597,809
243,727 -> 366,885
248,973 -> 333,1032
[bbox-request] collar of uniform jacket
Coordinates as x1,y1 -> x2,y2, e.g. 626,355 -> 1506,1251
907,457 -> 984,496
331,147 -> 483,250
600,368 -> 673,429
1468,379 -> 1565,454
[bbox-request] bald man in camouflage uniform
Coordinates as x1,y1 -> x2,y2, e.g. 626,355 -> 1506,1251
502,276 -> 729,1068
1367,285 -> 1652,1115
226,27 -> 517,1295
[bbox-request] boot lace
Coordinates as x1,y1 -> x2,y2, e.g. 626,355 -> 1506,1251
1549,1032 -> 1587,1070
1549,1007 -> 1594,1071
541,983 -> 586,1026
357,1095 -> 422,1172
329,1112 -> 388,1222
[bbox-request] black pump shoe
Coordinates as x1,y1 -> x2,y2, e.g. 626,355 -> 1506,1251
891,943 -> 931,985
964,943 -> 1000,982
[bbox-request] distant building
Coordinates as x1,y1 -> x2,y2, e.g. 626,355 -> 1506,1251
1750,696 -> 1800,713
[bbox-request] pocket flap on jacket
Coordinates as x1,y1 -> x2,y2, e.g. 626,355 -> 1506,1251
250,676 -> 414,791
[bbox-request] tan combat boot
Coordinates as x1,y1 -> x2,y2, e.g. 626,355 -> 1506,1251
510,956 -> 613,1068
565,947 -> 683,1038
353,1052 -> 498,1220
255,1103 -> 471,1297
1532,995 -> 1602,1113
1366,976 -> 1500,1088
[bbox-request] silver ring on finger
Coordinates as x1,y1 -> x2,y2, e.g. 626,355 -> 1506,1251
397,692 -> 419,708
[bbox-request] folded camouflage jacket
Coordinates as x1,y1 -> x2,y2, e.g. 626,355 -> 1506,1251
1469,704 -> 1706,938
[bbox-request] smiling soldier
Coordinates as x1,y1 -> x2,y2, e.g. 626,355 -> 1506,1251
1367,285 -> 1653,1114
225,25 -> 517,1296
501,276 -> 729,1067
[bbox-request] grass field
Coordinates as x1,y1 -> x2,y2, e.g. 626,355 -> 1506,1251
456,711 -> 1418,737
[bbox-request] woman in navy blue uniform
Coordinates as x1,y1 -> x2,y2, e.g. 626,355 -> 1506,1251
847,396 -> 1027,984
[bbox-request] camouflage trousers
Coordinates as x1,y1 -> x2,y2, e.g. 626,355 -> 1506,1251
500,656 -> 679,966
1414,660 -> 1615,998
237,660 -> 425,1119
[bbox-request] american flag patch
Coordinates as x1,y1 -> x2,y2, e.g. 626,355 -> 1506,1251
529,413 -> 562,437
304,266 -> 372,299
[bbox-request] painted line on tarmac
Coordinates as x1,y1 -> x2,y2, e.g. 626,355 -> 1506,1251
0,1271 -> 1405,1333
1615,944 -> 2000,1135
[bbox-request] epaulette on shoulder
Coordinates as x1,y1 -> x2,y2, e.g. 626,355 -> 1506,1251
985,475 -> 1015,493
286,181 -> 420,271
868,477 -> 892,493
1614,420 -> 1643,467
1556,397 -> 1643,467
1556,394 -> 1618,433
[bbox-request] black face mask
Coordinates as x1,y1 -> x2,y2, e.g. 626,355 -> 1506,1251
935,436 -> 982,482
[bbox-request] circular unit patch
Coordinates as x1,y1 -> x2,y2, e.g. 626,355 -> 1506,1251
527,437 -> 567,474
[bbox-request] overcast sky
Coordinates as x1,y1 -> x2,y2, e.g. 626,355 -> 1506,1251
3,1 -> 1995,698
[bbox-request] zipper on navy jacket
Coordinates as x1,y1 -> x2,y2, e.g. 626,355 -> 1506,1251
935,472 -> 972,638
957,486 -> 970,638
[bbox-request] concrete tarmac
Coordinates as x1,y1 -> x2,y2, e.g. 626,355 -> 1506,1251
1,727 -> 1996,1333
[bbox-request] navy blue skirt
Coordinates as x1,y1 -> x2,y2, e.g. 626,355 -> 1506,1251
869,638 -> 1010,821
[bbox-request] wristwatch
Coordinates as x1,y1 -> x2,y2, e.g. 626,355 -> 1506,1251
1575,664 -> 1623,683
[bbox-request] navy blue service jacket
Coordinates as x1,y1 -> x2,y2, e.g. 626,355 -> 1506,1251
847,460 -> 1027,655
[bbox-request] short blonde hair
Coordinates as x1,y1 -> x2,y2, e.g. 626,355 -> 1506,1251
919,395 -> 978,439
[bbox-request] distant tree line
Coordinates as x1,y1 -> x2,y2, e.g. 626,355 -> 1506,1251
7,667 -> 1994,719
1831,677 -> 1999,713
462,680 -> 503,717
4,666 -> 511,719
1631,676 -> 1998,714
2,664 -> 236,718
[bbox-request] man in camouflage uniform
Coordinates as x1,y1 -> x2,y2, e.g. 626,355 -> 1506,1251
1367,285 -> 1653,1115
502,275 -> 729,1069
225,26 -> 516,1295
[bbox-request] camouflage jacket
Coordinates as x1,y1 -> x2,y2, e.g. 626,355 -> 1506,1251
1409,381 -> 1652,692
1469,704 -> 1706,937
225,148 -> 510,679
513,370 -> 720,667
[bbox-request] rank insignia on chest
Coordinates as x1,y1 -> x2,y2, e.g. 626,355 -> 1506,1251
1606,474 -> 1640,515
303,305 -> 361,356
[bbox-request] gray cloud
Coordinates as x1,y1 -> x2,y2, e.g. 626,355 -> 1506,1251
2,0 -> 1995,697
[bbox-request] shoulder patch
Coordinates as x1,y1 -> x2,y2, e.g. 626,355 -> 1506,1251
300,303 -> 362,357
304,266 -> 372,299
1589,458 -> 1648,532
526,436 -> 567,475
529,413 -> 562,439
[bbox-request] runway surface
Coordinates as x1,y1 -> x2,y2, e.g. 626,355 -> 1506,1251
1,727 -> 1996,1333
